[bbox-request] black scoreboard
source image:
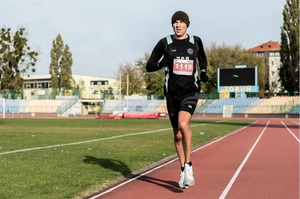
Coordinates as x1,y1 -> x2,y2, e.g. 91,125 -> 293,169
218,67 -> 259,93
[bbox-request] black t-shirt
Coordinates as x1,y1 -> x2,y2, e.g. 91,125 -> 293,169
146,34 -> 207,97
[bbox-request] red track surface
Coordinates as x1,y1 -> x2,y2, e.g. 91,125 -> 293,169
87,119 -> 300,199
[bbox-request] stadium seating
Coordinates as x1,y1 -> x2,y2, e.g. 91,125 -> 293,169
247,96 -> 299,114
195,99 -> 213,113
2,96 -> 298,116
101,100 -> 120,113
2,99 -> 66,113
5,99 -> 20,113
155,100 -> 167,113
24,100 -> 65,113
145,100 -> 165,112
201,98 -> 261,113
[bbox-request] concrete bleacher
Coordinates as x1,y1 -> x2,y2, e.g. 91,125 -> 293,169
114,100 -> 151,112
201,98 -> 261,113
18,100 -> 31,113
247,96 -> 299,114
101,100 -> 167,114
25,100 -> 65,113
145,100 -> 165,112
195,99 -> 213,113
155,100 -> 167,113
3,99 -> 66,113
101,100 -> 121,113
5,99 -> 20,113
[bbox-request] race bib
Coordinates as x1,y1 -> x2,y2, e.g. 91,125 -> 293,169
173,59 -> 194,76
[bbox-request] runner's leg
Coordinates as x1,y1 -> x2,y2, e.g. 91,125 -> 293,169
178,111 -> 192,163
173,127 -> 185,167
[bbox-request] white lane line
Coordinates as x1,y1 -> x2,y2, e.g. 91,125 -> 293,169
219,121 -> 270,199
293,121 -> 299,125
281,121 -> 300,143
192,121 -> 258,154
0,122 -> 216,156
88,158 -> 178,199
88,121 -> 257,199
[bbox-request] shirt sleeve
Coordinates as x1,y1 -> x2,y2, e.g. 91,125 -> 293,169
146,38 -> 166,72
195,36 -> 207,72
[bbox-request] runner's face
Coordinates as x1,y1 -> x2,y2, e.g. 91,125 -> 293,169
172,20 -> 187,38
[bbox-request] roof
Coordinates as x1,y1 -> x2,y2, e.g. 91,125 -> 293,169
22,74 -> 117,81
248,41 -> 281,52
22,74 -> 51,80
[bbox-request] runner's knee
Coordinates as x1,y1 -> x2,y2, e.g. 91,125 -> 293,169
174,131 -> 183,142
178,120 -> 189,131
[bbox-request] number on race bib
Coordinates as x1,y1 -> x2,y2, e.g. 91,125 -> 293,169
173,59 -> 193,76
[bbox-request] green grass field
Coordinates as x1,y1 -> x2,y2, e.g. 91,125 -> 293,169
0,118 -> 254,199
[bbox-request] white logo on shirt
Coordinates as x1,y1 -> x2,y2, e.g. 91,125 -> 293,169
187,48 -> 194,55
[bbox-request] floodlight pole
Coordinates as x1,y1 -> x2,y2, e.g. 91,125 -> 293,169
119,74 -> 121,114
126,74 -> 129,112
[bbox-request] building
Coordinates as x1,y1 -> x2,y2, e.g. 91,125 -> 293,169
248,41 -> 281,93
22,74 -> 119,100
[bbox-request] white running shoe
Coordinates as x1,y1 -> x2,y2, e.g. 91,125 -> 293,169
184,162 -> 195,188
178,170 -> 185,189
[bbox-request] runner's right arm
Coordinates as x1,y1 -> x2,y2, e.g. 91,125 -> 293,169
146,38 -> 167,72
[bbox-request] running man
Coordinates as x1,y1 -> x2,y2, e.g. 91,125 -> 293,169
146,11 -> 208,189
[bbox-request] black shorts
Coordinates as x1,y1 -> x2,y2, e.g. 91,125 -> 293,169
166,92 -> 199,128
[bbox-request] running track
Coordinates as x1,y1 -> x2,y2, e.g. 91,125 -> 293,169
87,118 -> 299,199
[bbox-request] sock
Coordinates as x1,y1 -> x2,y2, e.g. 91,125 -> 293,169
187,161 -> 192,166
181,166 -> 184,172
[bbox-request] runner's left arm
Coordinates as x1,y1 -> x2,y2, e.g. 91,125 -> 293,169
195,37 -> 207,72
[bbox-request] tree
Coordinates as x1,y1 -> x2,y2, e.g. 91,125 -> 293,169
116,62 -> 146,95
71,78 -> 85,95
60,44 -> 73,90
279,0 -> 299,93
136,53 -> 164,95
0,27 -> 38,90
204,43 -> 266,96
49,34 -> 73,96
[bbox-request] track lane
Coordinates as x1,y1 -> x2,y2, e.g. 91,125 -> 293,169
225,120 -> 300,199
87,120 -> 269,199
281,120 -> 300,141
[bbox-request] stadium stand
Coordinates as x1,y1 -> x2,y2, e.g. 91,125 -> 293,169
117,100 -> 151,112
201,98 -> 262,113
18,100 -> 31,113
2,99 -> 66,114
195,99 -> 213,113
1,95 -> 298,118
145,100 -> 165,112
101,100 -> 120,114
5,99 -> 20,113
247,96 -> 299,114
24,100 -> 65,113
155,100 -> 167,113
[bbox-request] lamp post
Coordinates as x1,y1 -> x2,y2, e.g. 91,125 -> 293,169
127,73 -> 129,112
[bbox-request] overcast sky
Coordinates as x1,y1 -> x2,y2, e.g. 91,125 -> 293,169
1,0 -> 286,78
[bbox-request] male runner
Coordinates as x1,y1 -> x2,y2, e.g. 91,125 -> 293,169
146,11 -> 208,189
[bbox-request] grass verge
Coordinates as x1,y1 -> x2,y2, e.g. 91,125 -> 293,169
0,118 -> 253,198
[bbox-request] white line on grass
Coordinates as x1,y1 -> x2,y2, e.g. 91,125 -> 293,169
0,127 -> 172,156
88,121 -> 258,199
281,121 -> 300,143
0,122 -> 217,156
219,121 -> 270,199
